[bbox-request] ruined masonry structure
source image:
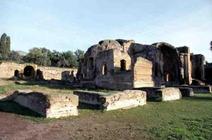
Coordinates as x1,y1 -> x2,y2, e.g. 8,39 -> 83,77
0,62 -> 77,81
1,90 -> 79,118
78,39 -> 207,90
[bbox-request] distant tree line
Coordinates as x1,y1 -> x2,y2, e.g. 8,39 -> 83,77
0,33 -> 84,68
0,47 -> 84,68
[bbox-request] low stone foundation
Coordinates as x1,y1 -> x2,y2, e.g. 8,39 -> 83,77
141,87 -> 182,101
2,90 -> 79,118
74,90 -> 146,111
173,85 -> 212,93
190,86 -> 212,93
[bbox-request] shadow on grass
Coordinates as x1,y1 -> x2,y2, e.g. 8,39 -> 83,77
183,94 -> 212,101
14,79 -> 113,92
15,80 -> 75,90
14,79 -> 98,92
0,101 -> 42,118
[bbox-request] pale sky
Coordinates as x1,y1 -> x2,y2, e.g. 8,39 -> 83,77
0,0 -> 212,61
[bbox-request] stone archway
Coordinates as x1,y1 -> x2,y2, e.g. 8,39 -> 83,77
157,43 -> 181,85
24,66 -> 35,79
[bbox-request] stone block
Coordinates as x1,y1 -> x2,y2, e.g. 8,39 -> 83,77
4,90 -> 79,118
141,87 -> 182,101
102,90 -> 146,111
74,90 -> 146,111
158,88 -> 182,101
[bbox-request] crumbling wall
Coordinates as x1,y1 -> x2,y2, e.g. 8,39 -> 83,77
130,43 -> 163,87
0,62 -> 77,80
94,49 -> 133,90
205,63 -> 212,84
177,46 -> 192,85
155,43 -> 181,86
191,54 -> 205,81
38,66 -> 76,80
79,40 -> 134,90
79,39 -> 207,90
0,62 -> 37,79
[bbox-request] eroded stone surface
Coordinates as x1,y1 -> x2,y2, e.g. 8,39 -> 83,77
141,87 -> 182,101
158,88 -> 182,101
74,90 -> 146,111
1,90 -> 79,118
102,90 -> 146,111
0,62 -> 76,81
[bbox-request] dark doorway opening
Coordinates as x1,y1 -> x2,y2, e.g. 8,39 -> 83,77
24,66 -> 35,79
120,59 -> 126,71
14,70 -> 19,78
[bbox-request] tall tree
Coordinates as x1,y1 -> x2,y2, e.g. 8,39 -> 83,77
210,41 -> 212,51
0,33 -> 11,60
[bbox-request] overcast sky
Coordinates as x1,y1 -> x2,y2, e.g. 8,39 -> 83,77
0,0 -> 212,61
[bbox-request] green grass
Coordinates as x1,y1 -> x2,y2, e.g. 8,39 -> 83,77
77,94 -> 212,140
0,80 -> 212,139
0,87 -> 6,94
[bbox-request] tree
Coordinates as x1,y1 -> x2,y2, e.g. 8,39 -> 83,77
74,49 -> 84,61
8,51 -> 23,62
210,41 -> 212,51
23,47 -> 51,66
48,50 -> 62,67
62,51 -> 77,67
0,33 -> 11,60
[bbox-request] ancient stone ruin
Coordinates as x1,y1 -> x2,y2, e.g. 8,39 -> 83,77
74,90 -> 146,111
77,39 -> 210,90
0,62 -> 77,82
0,38 -> 211,118
1,90 -> 79,118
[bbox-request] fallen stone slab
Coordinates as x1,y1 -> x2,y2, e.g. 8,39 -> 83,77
140,87 -> 182,101
2,90 -> 79,118
73,90 -> 146,111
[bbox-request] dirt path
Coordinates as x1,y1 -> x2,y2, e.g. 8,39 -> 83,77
0,112 -> 149,140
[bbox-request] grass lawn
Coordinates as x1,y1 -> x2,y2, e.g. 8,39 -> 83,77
0,79 -> 212,139
77,93 -> 211,140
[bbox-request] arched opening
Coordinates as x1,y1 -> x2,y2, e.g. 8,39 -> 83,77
14,70 -> 19,78
120,59 -> 126,71
24,66 -> 35,79
157,43 -> 181,85
102,64 -> 107,75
